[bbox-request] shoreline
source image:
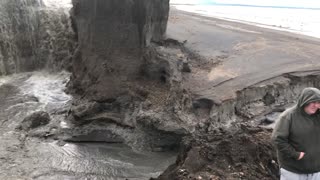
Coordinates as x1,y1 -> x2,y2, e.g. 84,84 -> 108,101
170,5 -> 320,42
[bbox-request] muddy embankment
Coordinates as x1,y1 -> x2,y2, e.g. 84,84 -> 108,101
66,0 -> 320,179
0,0 -> 179,179
157,70 -> 320,180
1,0 -> 320,179
65,0 -> 191,151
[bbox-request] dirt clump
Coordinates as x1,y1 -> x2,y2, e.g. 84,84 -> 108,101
156,124 -> 279,180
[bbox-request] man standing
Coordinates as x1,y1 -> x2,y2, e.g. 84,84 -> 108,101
272,87 -> 320,180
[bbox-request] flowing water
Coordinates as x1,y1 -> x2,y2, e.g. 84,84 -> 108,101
0,72 -> 176,180
0,0 -> 176,179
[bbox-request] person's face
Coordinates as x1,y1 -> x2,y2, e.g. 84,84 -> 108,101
304,102 -> 320,115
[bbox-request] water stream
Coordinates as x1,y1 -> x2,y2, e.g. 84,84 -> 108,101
0,72 -> 176,179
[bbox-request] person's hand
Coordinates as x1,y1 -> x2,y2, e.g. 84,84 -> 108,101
298,152 -> 305,160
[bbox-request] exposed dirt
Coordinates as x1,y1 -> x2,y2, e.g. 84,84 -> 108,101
156,124 -> 278,180
2,1 -> 320,179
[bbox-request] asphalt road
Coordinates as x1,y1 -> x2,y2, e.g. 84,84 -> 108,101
167,8 -> 320,102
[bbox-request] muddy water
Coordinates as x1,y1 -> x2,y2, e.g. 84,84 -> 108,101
0,72 -> 176,180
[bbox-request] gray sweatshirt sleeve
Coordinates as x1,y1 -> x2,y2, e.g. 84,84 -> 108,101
271,114 -> 300,160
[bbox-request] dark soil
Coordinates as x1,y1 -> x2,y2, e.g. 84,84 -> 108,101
156,124 -> 279,180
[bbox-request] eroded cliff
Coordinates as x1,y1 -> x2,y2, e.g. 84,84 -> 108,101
65,0 -> 196,151
69,0 -> 170,100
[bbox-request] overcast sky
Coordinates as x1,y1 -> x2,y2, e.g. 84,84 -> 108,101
170,0 -> 320,8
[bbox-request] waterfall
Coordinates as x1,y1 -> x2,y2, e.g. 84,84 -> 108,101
0,0 -> 75,76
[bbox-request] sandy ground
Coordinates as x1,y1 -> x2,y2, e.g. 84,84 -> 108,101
167,8 -> 320,103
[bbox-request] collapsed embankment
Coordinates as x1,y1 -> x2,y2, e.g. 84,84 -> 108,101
156,70 -> 320,179
66,2 -> 320,178
1,0 -> 319,179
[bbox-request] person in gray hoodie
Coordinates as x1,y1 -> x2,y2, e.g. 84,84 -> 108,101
272,87 -> 320,180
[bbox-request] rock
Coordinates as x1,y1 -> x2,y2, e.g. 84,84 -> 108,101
183,147 -> 208,173
57,140 -> 66,147
71,102 -> 102,119
263,93 -> 276,106
182,62 -> 191,73
20,111 -> 51,131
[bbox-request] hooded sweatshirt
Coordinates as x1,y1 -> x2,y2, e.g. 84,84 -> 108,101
272,87 -> 320,174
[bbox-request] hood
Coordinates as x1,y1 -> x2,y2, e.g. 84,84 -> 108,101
297,87 -> 320,108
